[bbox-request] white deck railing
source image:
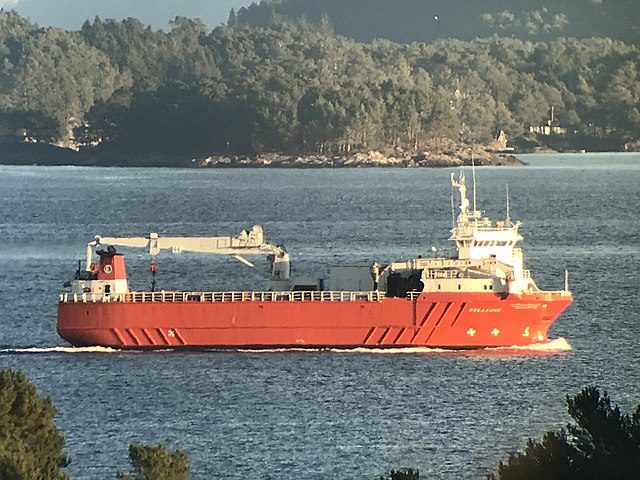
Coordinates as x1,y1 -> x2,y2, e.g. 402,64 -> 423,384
59,290 -> 386,304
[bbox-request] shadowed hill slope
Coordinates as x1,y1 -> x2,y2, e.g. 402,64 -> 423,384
234,0 -> 640,45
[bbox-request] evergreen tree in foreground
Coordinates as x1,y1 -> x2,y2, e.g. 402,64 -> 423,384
489,386 -> 640,479
380,468 -> 421,479
0,369 -> 69,480
117,443 -> 190,480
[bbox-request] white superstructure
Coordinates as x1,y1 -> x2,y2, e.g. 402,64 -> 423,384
376,171 -> 542,296
69,175 -> 563,300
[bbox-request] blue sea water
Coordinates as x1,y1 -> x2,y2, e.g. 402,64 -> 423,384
0,153 -> 638,479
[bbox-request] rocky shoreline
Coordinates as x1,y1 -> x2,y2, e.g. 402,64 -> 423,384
194,148 -> 524,168
0,140 -> 525,168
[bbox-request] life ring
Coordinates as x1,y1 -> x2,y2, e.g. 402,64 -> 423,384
103,265 -> 113,274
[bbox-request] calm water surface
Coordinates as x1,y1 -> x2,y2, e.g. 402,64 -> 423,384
0,153 -> 638,479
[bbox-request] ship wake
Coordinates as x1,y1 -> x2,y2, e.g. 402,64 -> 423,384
485,337 -> 572,353
0,346 -> 123,354
0,338 -> 571,355
237,338 -> 572,355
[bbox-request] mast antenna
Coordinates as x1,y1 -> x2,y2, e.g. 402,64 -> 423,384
472,154 -> 477,213
450,177 -> 456,228
506,183 -> 511,226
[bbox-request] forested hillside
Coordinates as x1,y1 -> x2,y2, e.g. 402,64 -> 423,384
234,0 -> 640,45
1,8 -> 639,163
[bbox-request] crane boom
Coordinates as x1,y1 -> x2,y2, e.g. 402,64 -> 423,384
85,225 -> 290,281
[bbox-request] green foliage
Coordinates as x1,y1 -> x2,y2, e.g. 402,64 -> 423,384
116,443 -> 190,480
489,386 -> 640,480
0,369 -> 69,480
0,10 -> 124,140
380,468 -> 420,480
1,10 -> 640,157
88,21 -> 639,155
235,0 -> 640,45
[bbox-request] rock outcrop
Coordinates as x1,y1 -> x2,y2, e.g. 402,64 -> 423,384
0,138 -> 526,168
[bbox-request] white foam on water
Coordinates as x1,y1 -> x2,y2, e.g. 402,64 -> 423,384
1,339 -> 570,355
329,346 -> 454,354
237,346 -> 456,354
1,346 -> 122,354
487,337 -> 573,353
237,339 -> 572,355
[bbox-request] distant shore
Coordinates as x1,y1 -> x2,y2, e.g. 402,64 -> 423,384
0,141 -> 525,168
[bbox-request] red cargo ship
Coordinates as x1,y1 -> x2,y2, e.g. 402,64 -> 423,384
57,172 -> 572,350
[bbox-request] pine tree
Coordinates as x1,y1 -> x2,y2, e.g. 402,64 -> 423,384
380,468 -> 421,480
117,443 -> 190,480
0,369 -> 69,480
489,386 -> 640,480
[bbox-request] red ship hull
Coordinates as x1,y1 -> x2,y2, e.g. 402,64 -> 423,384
57,291 -> 572,350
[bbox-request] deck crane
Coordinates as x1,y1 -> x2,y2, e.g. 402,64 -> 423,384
84,225 -> 291,287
